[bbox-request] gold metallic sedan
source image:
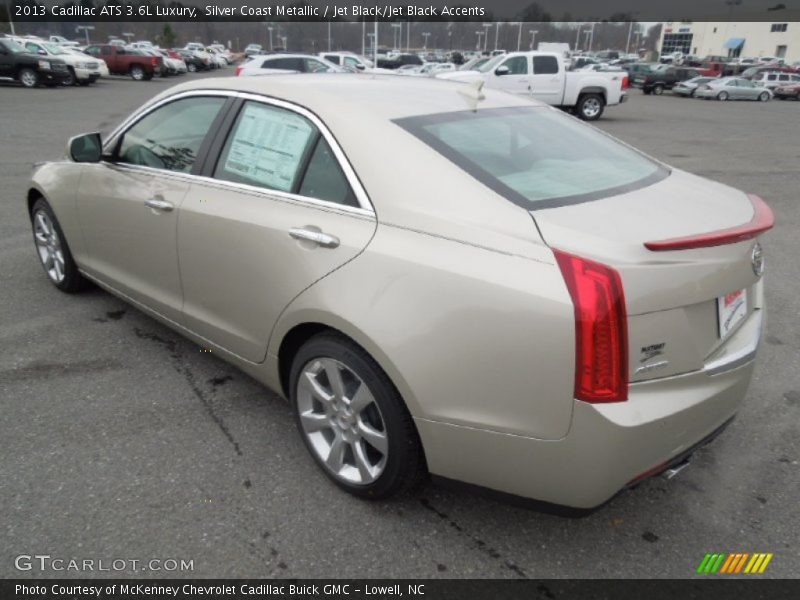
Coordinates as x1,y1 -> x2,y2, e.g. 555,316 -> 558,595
27,75 -> 773,509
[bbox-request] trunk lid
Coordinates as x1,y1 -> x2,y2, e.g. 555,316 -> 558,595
532,169 -> 770,382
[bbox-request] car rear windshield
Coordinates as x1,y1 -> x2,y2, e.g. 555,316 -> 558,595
395,106 -> 667,209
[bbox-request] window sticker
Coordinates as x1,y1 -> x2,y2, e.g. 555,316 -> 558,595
222,103 -> 314,191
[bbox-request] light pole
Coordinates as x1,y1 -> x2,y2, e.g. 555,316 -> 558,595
494,22 -> 501,51
267,26 -> 273,51
482,23 -> 492,52
511,22 -> 522,52
122,32 -> 134,44
575,24 -> 582,51
391,23 -> 401,52
625,21 -> 634,55
328,21 -> 331,51
373,21 -> 378,66
588,22 -> 596,53
75,25 -> 94,45
5,0 -> 15,35
475,31 -> 483,51
529,29 -> 538,51
422,32 -> 430,50
362,21 -> 365,56
582,30 -> 591,53
281,36 -> 287,50
367,32 -> 375,55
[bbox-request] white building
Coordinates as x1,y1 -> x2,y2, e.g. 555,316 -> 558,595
659,18 -> 800,64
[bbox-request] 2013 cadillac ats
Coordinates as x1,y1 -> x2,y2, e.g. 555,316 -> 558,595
27,75 -> 773,509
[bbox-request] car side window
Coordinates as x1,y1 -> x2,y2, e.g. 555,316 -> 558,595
298,138 -> 358,207
501,56 -> 528,75
214,101 -> 357,207
344,57 -> 360,68
214,101 -> 317,192
324,54 -> 340,64
264,57 -> 303,71
305,59 -> 331,73
117,96 -> 226,173
533,56 -> 559,75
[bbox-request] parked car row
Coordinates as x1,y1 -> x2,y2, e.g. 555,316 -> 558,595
1,33 -> 236,87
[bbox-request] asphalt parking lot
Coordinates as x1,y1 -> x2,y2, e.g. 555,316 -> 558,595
1,74 -> 798,579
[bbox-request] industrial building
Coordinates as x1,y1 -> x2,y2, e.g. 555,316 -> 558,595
659,18 -> 800,63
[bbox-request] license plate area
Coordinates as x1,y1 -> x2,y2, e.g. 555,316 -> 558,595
717,289 -> 747,339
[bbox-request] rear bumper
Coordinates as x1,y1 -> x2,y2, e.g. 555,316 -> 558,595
415,310 -> 761,509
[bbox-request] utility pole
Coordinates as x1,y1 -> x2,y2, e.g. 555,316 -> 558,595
482,23 -> 491,52
530,30 -> 538,51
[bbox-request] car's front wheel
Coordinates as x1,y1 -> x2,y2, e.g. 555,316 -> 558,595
290,334 -> 426,499
576,93 -> 605,121
63,67 -> 76,86
652,84 -> 664,95
18,68 -> 39,88
758,91 -> 770,102
717,91 -> 729,101
130,65 -> 145,81
30,198 -> 88,293
187,63 -> 197,73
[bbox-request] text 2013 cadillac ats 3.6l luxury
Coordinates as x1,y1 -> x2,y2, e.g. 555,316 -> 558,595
27,75 -> 773,510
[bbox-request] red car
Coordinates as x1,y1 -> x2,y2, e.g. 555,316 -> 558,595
774,82 -> 800,100
83,45 -> 163,81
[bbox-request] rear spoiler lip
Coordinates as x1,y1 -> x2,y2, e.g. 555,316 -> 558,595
644,194 -> 774,251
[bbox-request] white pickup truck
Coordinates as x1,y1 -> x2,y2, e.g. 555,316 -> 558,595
438,51 -> 628,121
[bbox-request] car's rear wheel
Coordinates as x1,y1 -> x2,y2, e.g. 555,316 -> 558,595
130,65 -> 145,81
717,91 -> 729,101
30,198 -> 88,293
576,93 -> 605,121
652,84 -> 664,95
758,91 -> 770,102
18,68 -> 39,88
290,333 -> 426,499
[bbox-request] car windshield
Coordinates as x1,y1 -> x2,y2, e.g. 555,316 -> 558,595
476,55 -> 505,73
1,40 -> 26,54
396,106 -> 666,209
42,43 -> 65,54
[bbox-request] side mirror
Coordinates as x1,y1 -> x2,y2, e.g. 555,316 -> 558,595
38,49 -> 47,56
356,64 -> 365,71
495,65 -> 510,76
68,132 -> 103,163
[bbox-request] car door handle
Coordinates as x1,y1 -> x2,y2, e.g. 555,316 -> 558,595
144,197 -> 174,212
289,227 -> 340,248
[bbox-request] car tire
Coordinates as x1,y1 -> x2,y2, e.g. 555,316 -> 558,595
30,198 -> 89,293
758,92 -> 770,102
18,67 -> 39,88
130,65 -> 145,81
576,93 -> 605,121
63,67 -> 76,86
290,333 -> 427,499
187,63 -> 197,73
717,91 -> 729,101
689,89 -> 696,97
652,84 -> 664,96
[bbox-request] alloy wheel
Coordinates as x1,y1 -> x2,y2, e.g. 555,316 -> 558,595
33,210 -> 66,283
296,358 -> 388,485
582,97 -> 601,119
20,69 -> 38,88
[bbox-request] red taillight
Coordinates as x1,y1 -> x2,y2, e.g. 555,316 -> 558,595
235,65 -> 243,76
151,57 -> 158,66
644,194 -> 774,251
554,250 -> 628,403
622,75 -> 630,89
